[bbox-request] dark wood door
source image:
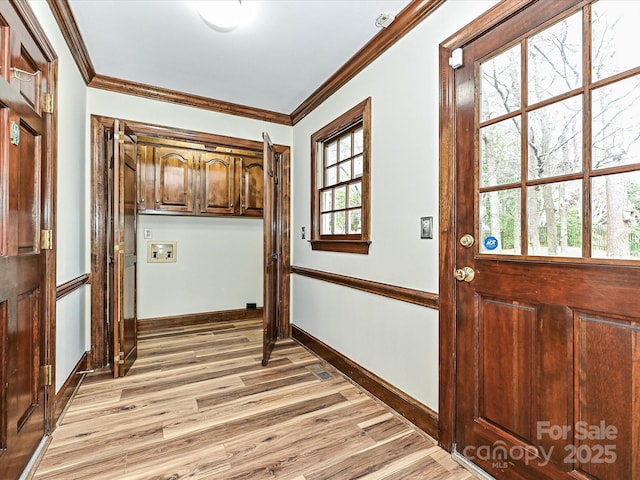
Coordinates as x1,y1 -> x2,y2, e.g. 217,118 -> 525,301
454,2 -> 640,479
262,133 -> 278,366
198,152 -> 236,215
240,158 -> 264,217
111,121 -> 138,377
153,146 -> 194,213
0,2 -> 54,478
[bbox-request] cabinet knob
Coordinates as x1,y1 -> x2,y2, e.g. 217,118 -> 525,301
156,199 -> 159,203
230,203 -> 234,207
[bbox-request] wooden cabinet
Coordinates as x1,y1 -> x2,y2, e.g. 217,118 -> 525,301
138,143 -> 263,218
199,153 -> 236,215
155,146 -> 195,213
240,158 -> 264,217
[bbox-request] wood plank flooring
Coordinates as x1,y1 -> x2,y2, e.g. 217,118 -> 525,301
32,318 -> 478,479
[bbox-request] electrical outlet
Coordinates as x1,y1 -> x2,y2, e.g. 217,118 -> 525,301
143,228 -> 152,239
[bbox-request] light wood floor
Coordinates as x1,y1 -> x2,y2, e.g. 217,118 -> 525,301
32,318 -> 478,479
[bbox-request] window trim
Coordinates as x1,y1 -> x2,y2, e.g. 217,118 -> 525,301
310,97 -> 371,254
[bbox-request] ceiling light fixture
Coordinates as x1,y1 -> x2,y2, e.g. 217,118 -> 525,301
195,0 -> 246,32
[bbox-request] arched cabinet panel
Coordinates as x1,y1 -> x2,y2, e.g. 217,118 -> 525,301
240,160 -> 264,217
199,154 -> 236,215
137,141 -> 263,218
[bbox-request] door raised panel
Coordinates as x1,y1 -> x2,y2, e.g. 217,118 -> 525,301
241,159 -> 264,217
154,147 -> 194,212
577,314 -> 639,480
479,298 -> 534,441
10,47 -> 40,113
199,153 -> 236,215
17,123 -> 40,255
14,288 -> 40,432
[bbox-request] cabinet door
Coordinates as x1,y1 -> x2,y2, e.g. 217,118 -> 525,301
153,146 -> 195,213
240,158 -> 264,217
136,145 -> 153,212
199,153 -> 236,215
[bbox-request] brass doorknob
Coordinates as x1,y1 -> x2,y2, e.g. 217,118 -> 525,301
460,234 -> 474,248
454,266 -> 475,282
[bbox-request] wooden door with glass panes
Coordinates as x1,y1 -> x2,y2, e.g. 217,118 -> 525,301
453,1 -> 640,479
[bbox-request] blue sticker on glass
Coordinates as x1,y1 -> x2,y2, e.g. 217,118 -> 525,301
484,236 -> 498,250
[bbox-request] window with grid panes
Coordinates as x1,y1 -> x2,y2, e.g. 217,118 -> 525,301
310,98 -> 371,253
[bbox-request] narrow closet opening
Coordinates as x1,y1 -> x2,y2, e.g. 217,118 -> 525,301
90,116 -> 290,374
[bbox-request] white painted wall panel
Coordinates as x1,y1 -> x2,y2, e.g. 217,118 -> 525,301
292,275 -> 439,408
29,0 -> 91,389
137,215 -> 263,318
86,89 -> 292,146
54,287 -> 88,393
290,0 -> 498,411
29,0 -> 89,284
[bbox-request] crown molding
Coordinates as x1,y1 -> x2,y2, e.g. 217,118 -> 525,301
88,74 -> 292,125
46,0 -> 95,83
47,0 -> 443,127
289,0 -> 446,125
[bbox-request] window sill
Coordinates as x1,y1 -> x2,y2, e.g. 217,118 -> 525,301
310,239 -> 371,254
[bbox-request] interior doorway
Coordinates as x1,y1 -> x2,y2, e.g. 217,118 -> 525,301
89,116 -> 290,371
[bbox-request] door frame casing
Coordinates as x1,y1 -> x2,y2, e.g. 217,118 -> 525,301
89,115 -> 291,368
437,0 -> 539,451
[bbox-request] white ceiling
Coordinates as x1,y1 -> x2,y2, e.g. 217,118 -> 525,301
68,0 -> 412,114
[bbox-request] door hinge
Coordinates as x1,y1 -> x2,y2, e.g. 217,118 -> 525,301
118,351 -> 125,365
43,92 -> 54,114
115,131 -> 124,144
43,365 -> 52,386
41,229 -> 53,250
10,121 -> 20,145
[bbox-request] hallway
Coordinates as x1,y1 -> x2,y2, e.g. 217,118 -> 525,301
31,318 -> 477,479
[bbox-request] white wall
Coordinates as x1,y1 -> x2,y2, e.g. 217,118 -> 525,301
87,89 -> 292,320
29,0 -> 90,393
137,215 -> 263,318
290,0 -> 497,411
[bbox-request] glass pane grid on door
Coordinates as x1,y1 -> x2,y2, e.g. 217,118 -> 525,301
477,2 -> 640,260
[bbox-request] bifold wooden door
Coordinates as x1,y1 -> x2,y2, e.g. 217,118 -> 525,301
453,1 -> 640,479
0,1 -> 55,478
111,120 -> 138,377
262,132 -> 278,366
